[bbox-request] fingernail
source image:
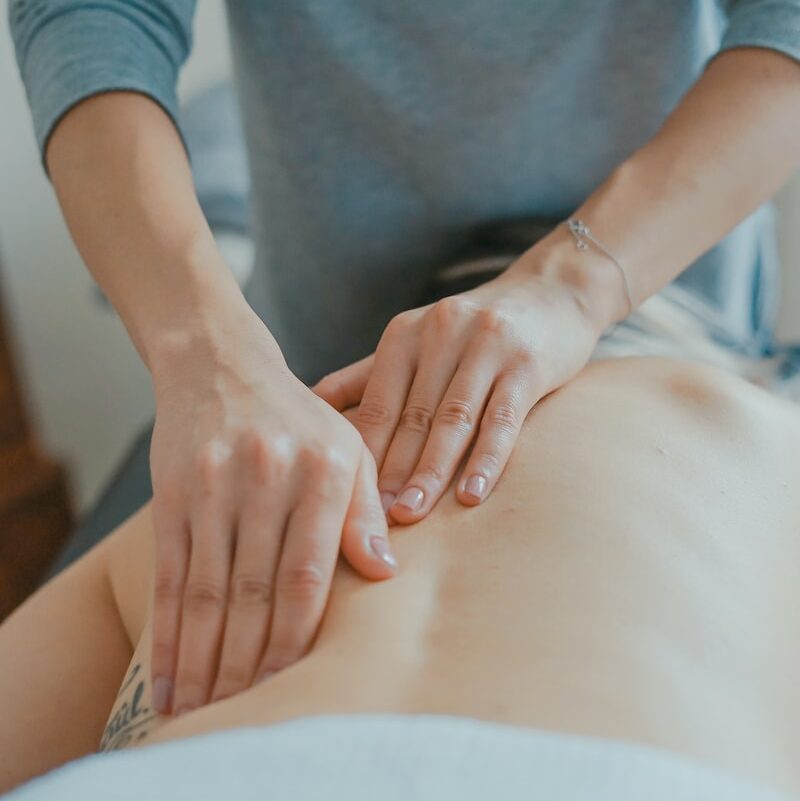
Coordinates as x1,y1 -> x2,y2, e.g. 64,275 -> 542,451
394,487 -> 424,512
152,677 -> 173,714
370,536 -> 398,570
463,474 -> 487,502
380,491 -> 396,513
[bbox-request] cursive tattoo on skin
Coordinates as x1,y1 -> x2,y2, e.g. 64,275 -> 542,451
99,663 -> 158,752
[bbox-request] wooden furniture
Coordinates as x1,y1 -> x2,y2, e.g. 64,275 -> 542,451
0,267 -> 73,621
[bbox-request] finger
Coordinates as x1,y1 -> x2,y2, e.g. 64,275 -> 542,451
457,366 -> 539,507
381,299 -> 470,516
255,461 -> 350,679
313,355 -> 374,411
341,446 -> 398,579
389,345 -> 496,524
172,495 -> 235,716
210,468 -> 290,703
354,314 -> 418,470
150,497 -> 190,715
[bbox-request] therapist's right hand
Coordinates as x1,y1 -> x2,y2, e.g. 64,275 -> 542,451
147,309 -> 398,717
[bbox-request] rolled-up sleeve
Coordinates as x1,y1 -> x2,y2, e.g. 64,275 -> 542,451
9,0 -> 196,159
721,0 -> 800,62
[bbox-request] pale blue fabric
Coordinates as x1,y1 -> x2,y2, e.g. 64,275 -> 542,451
9,0 -> 800,380
5,715 -> 796,800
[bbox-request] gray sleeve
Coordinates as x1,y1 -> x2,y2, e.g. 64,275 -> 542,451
721,0 -> 800,62
8,0 -> 197,161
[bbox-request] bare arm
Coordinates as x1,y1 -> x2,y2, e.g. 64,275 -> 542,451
319,47 -> 800,527
538,46 -> 800,323
0,504 -> 154,790
46,93 -> 396,719
0,539 -> 132,792
46,92 -> 252,371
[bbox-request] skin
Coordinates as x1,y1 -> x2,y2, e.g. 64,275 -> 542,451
0,356 -> 798,795
47,95 -> 397,720
43,42 -> 800,717
316,47 -> 800,526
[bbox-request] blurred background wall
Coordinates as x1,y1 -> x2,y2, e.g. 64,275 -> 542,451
0,1 -> 798,516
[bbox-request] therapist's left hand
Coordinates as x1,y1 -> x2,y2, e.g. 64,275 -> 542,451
313,238 -> 618,524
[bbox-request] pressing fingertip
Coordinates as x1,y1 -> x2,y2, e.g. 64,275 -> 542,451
460,474 -> 487,505
152,676 -> 174,715
394,487 -> 424,512
369,536 -> 399,572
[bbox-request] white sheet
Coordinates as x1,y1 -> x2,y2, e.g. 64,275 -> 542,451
6,715 -> 796,801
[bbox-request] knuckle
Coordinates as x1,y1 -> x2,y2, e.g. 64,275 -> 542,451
153,570 -> 182,604
431,296 -> 475,328
356,399 -> 394,429
512,345 -> 538,371
183,579 -> 227,615
244,430 -> 293,482
398,403 -> 434,434
505,350 -> 540,390
230,573 -> 273,608
435,398 -> 475,430
279,561 -> 326,602
301,444 -> 332,471
488,400 -> 519,433
356,398 -> 392,428
476,307 -> 513,337
300,444 -> 350,478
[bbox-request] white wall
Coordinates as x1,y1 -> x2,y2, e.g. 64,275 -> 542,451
0,1 -> 232,512
0,3 -> 798,514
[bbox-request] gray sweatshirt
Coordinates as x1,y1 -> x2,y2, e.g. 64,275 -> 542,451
10,0 -> 800,380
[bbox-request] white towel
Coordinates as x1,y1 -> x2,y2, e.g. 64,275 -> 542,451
7,715 -> 795,801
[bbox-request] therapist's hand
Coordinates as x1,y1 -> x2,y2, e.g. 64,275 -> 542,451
314,235 -> 621,524
148,308 -> 397,717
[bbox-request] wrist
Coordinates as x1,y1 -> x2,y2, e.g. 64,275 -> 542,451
148,288 -> 285,392
131,238 -> 280,377
510,225 -> 630,333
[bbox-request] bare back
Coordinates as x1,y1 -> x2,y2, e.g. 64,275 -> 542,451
101,357 -> 800,794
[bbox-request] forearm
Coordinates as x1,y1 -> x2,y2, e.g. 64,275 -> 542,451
46,92 -> 275,375
531,47 -> 800,328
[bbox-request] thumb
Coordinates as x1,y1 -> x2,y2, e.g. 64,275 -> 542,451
341,446 -> 398,580
313,354 -> 374,411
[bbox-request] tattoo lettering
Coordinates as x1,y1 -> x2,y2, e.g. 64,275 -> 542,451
99,663 -> 158,752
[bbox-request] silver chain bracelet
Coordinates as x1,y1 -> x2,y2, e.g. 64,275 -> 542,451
565,218 -> 633,317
